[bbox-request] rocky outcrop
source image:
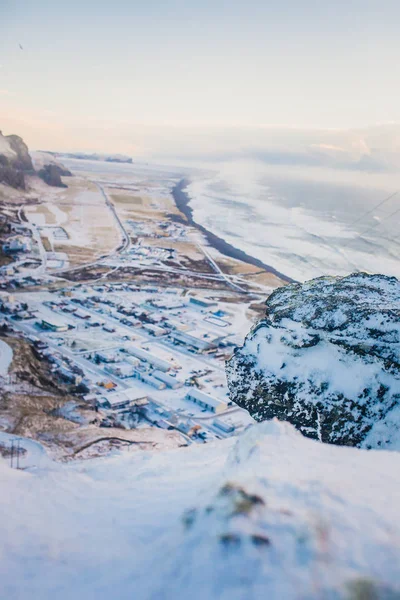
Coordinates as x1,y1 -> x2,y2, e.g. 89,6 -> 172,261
0,131 -> 34,190
5,134 -> 34,171
37,164 -> 69,187
227,273 -> 400,450
0,132 -> 73,190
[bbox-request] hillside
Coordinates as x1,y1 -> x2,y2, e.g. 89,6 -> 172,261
0,131 -> 71,190
0,131 -> 34,189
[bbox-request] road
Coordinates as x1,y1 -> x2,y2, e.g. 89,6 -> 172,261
197,243 -> 247,293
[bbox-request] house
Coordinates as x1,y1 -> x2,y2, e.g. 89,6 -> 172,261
74,309 -> 92,320
41,317 -> 69,332
57,366 -> 82,385
185,389 -> 228,414
105,363 -> 136,378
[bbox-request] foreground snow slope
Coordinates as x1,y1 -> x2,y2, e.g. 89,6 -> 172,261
1,420 -> 399,600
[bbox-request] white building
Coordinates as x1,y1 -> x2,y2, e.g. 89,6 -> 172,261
41,316 -> 69,332
141,323 -> 167,337
105,363 -> 136,378
169,329 -> 226,352
126,345 -> 173,372
134,371 -> 166,390
152,370 -> 183,389
99,388 -> 148,411
185,389 -> 228,414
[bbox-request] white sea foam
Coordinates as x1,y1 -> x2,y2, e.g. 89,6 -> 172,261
186,160 -> 400,281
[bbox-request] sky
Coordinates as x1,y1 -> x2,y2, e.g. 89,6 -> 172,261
1,0 -> 400,154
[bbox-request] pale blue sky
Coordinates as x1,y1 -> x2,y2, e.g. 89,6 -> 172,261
1,0 -> 400,152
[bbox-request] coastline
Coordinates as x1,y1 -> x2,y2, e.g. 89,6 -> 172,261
172,179 -> 296,284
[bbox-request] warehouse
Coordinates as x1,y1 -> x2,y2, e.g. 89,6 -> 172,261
189,297 -> 218,309
152,370 -> 183,389
126,345 -> 173,372
141,323 -> 167,337
133,371 -> 166,390
169,329 -> 226,353
213,419 -> 235,434
185,389 -> 228,413
98,388 -> 148,411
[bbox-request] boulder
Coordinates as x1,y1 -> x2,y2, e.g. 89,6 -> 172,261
227,273 -> 400,449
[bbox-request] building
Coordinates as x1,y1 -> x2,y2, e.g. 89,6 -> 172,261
105,363 -> 136,378
185,389 -> 228,414
213,419 -> 235,434
169,329 -> 226,353
133,371 -> 166,390
57,366 -> 82,385
163,319 -> 190,332
40,317 -> 69,332
96,352 -> 118,363
189,297 -> 218,309
141,323 -> 167,337
98,388 -> 148,411
125,356 -> 140,368
152,370 -> 183,389
149,298 -> 186,310
126,345 -> 173,372
74,309 -> 92,320
2,236 -> 32,253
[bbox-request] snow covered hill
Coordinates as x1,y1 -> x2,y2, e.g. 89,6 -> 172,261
0,419 -> 400,600
227,273 -> 400,450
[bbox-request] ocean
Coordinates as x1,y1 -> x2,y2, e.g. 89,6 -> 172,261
185,159 -> 400,282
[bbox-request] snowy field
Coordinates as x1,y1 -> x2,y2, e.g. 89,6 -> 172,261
0,339 -> 12,376
0,419 -> 399,600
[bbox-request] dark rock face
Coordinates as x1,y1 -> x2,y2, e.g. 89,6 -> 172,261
0,132 -> 34,189
37,164 -> 70,187
0,164 -> 26,189
226,273 -> 400,449
6,135 -> 34,172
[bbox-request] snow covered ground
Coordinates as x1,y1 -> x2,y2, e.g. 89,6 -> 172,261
0,339 -> 12,376
0,419 -> 399,600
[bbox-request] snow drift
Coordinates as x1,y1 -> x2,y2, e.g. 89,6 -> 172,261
0,420 -> 400,599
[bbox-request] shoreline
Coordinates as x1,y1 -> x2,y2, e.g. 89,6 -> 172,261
172,179 -> 296,284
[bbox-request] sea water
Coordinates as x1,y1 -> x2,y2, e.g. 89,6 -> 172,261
186,159 -> 400,281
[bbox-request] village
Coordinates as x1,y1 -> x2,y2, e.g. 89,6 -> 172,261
0,160 -> 283,453
0,282 -> 255,444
